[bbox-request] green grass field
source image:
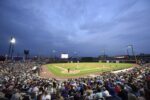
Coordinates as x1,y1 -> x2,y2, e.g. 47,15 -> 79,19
46,62 -> 132,77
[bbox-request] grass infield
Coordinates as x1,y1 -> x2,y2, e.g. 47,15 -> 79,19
46,62 -> 132,77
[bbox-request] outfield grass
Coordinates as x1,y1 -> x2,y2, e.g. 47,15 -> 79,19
46,62 -> 132,77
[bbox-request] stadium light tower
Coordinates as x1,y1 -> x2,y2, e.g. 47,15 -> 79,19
127,45 -> 137,64
10,37 -> 16,60
126,49 -> 129,56
8,37 -> 16,60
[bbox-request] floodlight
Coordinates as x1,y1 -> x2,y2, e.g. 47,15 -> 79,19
10,37 -> 16,44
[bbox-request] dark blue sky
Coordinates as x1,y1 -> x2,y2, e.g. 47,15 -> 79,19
0,0 -> 150,57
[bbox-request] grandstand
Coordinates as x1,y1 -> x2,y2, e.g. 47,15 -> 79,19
0,58 -> 150,100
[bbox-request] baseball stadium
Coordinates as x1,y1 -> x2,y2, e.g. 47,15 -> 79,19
1,0 -> 150,100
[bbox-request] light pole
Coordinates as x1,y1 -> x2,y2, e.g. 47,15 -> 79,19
8,37 -> 16,60
126,49 -> 129,55
127,45 -> 137,64
126,49 -> 129,59
10,37 -> 16,60
8,37 -> 12,58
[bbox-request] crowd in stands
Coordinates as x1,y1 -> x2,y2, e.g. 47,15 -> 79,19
0,61 -> 150,100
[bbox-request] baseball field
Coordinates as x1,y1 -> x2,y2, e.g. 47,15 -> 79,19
45,62 -> 132,78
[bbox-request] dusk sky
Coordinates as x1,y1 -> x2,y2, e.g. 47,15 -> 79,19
0,0 -> 150,57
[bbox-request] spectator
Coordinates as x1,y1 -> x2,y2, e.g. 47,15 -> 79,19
11,89 -> 22,100
0,61 -> 149,100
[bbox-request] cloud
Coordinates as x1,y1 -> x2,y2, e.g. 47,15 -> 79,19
0,0 -> 150,56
